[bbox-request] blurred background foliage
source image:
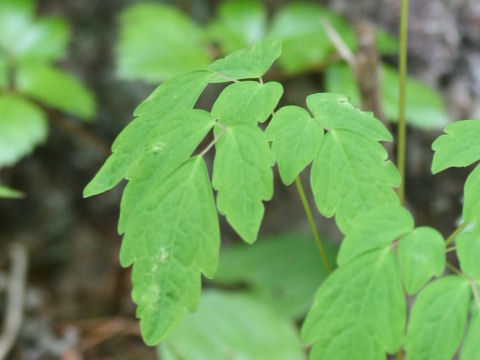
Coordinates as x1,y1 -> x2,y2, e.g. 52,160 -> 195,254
1,0 -> 480,358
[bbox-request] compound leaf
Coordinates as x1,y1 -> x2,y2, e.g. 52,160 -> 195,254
302,248 -> 405,360
83,70 -> 211,197
266,105 -> 323,185
212,123 -> 274,243
0,185 -> 23,199
456,230 -> 480,280
212,81 -> 283,126
460,303 -> 480,360
431,120 -> 480,174
397,227 -> 445,295
208,0 -> 267,54
118,109 -> 215,233
405,276 -> 471,360
207,39 -> 281,83
159,290 -> 305,360
119,156 -> 220,345
17,64 -> 95,120
337,204 -> 413,266
463,164 -> 480,223
214,233 -> 337,319
0,95 -> 47,167
116,3 -> 210,82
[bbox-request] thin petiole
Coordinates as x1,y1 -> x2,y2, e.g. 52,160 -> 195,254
445,222 -> 467,246
199,125 -> 227,157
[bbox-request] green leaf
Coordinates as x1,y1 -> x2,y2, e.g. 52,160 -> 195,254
119,156 -> 220,345
268,3 -> 355,74
159,291 -> 306,360
302,248 -> 405,360
0,95 -> 47,167
405,276 -> 471,360
116,3 -> 210,82
83,70 -> 211,197
0,0 -> 69,62
306,93 -> 392,142
431,120 -> 480,173
212,123 -> 274,243
456,230 -> 480,280
208,0 -> 267,54
337,204 -> 414,266
266,105 -> 323,185
0,185 -> 23,199
214,233 -> 337,319
397,227 -> 445,295
17,64 -> 95,120
207,39 -> 281,83
325,64 -> 449,130
376,28 -> 399,54
211,81 -> 283,126
460,303 -> 480,360
118,109 -> 215,233
463,164 -> 480,223
0,56 -> 7,89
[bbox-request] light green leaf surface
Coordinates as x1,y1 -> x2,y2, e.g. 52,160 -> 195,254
118,109 -> 215,233
83,70 -> 211,197
325,64 -> 449,130
431,120 -> 480,173
207,39 -> 281,83
266,105 -> 323,185
0,95 -> 47,167
310,127 -> 399,233
268,3 -> 355,74
159,291 -> 305,360
0,185 -> 23,199
208,0 -> 267,54
460,303 -> 480,360
405,276 -> 471,360
464,164 -> 480,223
302,248 -> 405,360
119,157 -> 219,345
214,233 -> 337,319
17,64 -> 95,120
337,205 -> 413,266
212,123 -> 274,243
397,227 -> 445,295
116,3 -> 210,82
211,81 -> 283,126
456,230 -> 480,280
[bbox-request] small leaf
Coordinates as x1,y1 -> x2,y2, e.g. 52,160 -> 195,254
208,0 -> 267,54
0,185 -> 23,199
116,3 -> 210,82
460,303 -> 480,360
337,204 -> 414,266
84,70 -> 211,197
456,230 -> 480,280
159,291 -> 306,360
268,3 -> 355,74
302,248 -> 405,360
212,123 -> 274,243
0,95 -> 47,167
431,120 -> 480,174
463,163 -> 480,223
266,105 -> 323,185
17,64 -> 96,120
405,276 -> 471,360
212,81 -> 283,126
119,156 -> 220,345
207,39 -> 281,83
397,227 -> 445,295
214,233 -> 337,319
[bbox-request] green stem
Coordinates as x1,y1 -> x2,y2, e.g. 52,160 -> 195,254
397,0 -> 409,205
445,222 -> 467,246
294,176 -> 332,274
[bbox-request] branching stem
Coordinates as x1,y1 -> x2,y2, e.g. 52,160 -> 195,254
445,222 -> 467,246
294,176 -> 332,274
397,0 -> 409,205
